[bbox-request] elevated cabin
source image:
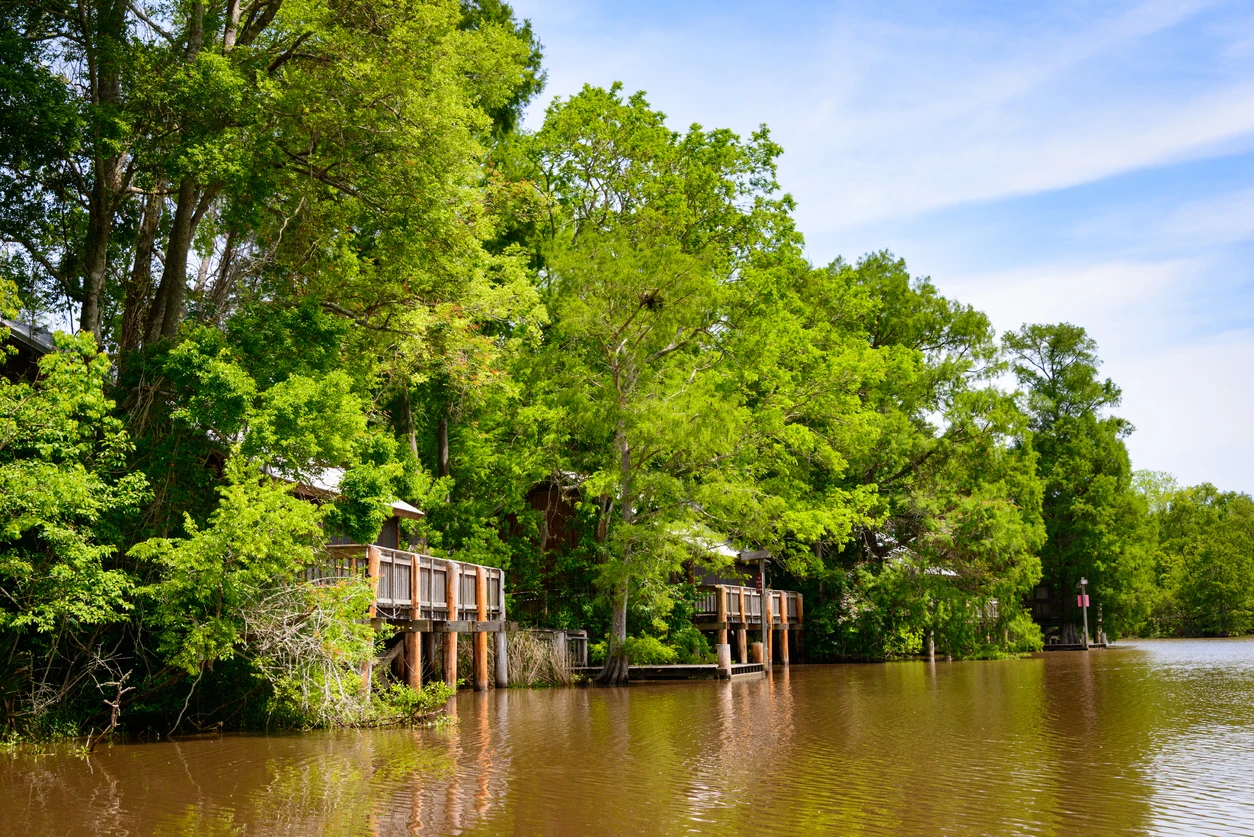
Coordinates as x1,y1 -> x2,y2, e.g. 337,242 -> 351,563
1,317 -> 55,382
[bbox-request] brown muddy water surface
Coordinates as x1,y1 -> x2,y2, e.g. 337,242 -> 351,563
4,638 -> 1254,836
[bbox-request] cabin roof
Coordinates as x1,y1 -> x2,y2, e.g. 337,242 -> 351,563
1,318 -> 56,356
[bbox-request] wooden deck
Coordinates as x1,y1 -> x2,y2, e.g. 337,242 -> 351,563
693,583 -> 804,667
574,663 -> 766,682
311,544 -> 511,692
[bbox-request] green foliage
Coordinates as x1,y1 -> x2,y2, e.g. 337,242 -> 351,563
0,334 -> 147,634
1004,323 -> 1152,639
620,635 -> 677,666
133,458 -> 324,673
1145,483 -> 1254,637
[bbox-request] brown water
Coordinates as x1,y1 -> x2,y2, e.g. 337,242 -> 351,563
4,638 -> 1254,836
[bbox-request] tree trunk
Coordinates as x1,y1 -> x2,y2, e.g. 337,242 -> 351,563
597,429 -> 633,686
79,0 -> 128,342
436,414 -> 450,477
146,179 -> 199,342
598,579 -> 630,685
223,0 -> 243,52
118,189 -> 163,357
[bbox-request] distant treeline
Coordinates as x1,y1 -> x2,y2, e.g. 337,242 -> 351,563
1,0 -> 1249,738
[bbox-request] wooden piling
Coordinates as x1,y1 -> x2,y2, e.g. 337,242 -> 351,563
751,642 -> 764,664
366,546 -> 381,618
444,560 -> 458,688
407,552 -> 422,689
764,592 -> 773,665
716,643 -> 732,676
715,584 -> 728,646
737,587 -> 748,663
779,593 -> 789,667
494,630 -> 508,688
363,546 -> 382,695
423,631 -> 437,683
473,566 -> 489,692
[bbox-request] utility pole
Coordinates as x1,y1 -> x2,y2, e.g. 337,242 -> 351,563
1079,577 -> 1090,651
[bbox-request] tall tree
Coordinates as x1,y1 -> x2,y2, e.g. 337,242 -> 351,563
523,85 -> 807,683
1004,323 -> 1152,639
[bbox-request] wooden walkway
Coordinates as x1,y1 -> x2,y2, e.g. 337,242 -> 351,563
693,584 -> 804,666
312,545 -> 515,692
575,663 -> 766,682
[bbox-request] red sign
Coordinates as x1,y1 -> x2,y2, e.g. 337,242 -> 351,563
756,574 -> 763,592
1076,594 -> 1090,607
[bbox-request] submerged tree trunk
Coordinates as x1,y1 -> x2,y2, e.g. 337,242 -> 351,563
599,579 -> 630,685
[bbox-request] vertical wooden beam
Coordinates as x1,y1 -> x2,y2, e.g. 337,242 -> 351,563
494,630 -> 508,688
407,552 -> 422,690
366,546 -> 381,618
779,590 -> 789,667
444,561 -> 458,688
473,566 -> 489,692
715,584 -> 728,646
764,591 -> 773,666
780,627 -> 790,666
737,587 -> 748,663
423,631 -> 437,683
362,546 -> 382,696
796,592 -> 805,663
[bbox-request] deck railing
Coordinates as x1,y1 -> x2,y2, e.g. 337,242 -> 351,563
695,585 -> 802,625
309,544 -> 506,622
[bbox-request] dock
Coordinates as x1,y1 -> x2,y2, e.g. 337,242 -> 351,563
693,584 -> 804,666
311,545 -> 516,692
575,663 -> 766,682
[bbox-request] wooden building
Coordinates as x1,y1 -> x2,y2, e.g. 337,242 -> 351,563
1,317 -> 55,381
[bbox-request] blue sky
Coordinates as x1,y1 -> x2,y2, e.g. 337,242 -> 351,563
513,0 -> 1254,493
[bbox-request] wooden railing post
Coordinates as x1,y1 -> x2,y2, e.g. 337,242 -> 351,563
473,566 -> 489,691
361,546 -> 382,696
764,590 -> 773,666
366,546 -> 381,618
715,584 -> 728,646
737,587 -> 748,663
495,569 -> 509,688
444,560 -> 459,689
407,552 -> 422,690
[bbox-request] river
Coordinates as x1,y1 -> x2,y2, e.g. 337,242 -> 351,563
4,638 -> 1253,836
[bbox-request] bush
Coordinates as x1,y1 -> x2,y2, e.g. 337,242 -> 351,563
669,626 -> 712,664
621,635 -> 676,665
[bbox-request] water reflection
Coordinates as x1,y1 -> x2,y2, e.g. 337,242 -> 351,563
3,639 -> 1254,836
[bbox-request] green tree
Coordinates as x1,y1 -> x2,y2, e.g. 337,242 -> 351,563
523,85 -> 812,683
1004,323 -> 1153,639
797,254 -> 1045,660
1151,484 -> 1254,636
0,297 -> 148,726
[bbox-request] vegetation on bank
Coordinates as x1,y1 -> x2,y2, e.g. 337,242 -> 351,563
0,0 -> 1250,738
